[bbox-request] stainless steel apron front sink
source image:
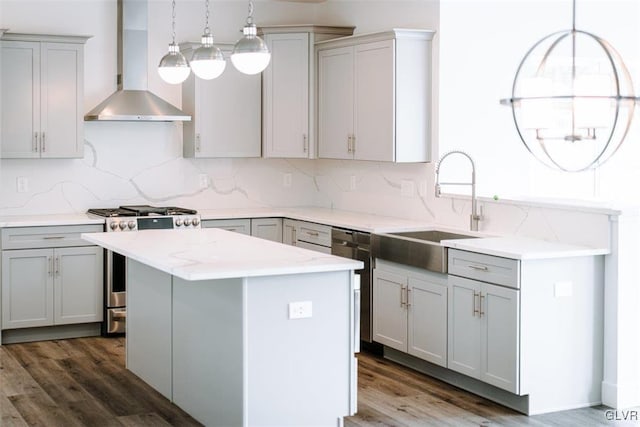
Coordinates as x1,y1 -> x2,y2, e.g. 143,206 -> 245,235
371,230 -> 480,273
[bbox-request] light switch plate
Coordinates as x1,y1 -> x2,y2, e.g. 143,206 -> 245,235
283,173 -> 292,188
198,174 -> 209,189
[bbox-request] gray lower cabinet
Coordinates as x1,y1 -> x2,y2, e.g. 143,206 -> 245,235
201,219 -> 251,235
250,218 -> 283,243
373,260 -> 448,367
448,275 -> 519,393
1,224 -> 103,331
2,245 -> 103,329
202,218 -> 283,243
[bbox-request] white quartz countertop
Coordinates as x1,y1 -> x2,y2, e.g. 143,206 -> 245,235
198,207 -> 434,233
82,228 -> 363,281
0,213 -> 105,228
442,236 -> 609,260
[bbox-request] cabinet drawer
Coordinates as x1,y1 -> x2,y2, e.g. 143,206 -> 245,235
448,249 -> 520,289
1,225 -> 103,250
201,219 -> 251,235
297,221 -> 331,247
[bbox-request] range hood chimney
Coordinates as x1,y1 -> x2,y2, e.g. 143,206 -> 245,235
85,0 -> 190,122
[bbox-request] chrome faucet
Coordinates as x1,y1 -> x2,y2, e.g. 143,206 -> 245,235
435,150 -> 483,231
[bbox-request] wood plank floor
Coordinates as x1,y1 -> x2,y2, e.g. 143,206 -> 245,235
0,337 -> 632,426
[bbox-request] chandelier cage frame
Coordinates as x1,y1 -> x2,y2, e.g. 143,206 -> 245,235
500,0 -> 640,173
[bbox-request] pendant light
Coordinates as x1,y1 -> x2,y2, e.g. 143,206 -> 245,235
190,0 -> 226,80
500,0 -> 640,172
231,1 -> 271,75
158,0 -> 190,85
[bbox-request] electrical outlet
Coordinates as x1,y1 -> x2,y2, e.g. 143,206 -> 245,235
198,174 -> 209,189
554,281 -> 573,297
349,175 -> 357,191
401,180 -> 415,197
288,301 -> 312,319
418,180 -> 428,197
16,177 -> 29,193
283,173 -> 292,188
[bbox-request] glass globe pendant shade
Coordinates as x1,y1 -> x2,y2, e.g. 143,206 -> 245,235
158,43 -> 191,85
231,22 -> 271,75
190,33 -> 226,80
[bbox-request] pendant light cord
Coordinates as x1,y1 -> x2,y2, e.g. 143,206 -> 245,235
572,0 -> 576,31
247,1 -> 254,25
204,0 -> 211,34
171,0 -> 177,44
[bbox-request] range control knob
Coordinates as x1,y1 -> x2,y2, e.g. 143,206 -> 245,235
119,222 -> 127,230
110,221 -> 119,231
184,218 -> 192,227
128,221 -> 136,230
192,217 -> 200,227
175,218 -> 184,227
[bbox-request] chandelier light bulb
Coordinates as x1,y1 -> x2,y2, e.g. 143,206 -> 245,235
158,43 -> 190,85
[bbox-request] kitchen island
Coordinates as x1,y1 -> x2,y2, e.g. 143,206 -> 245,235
82,228 -> 363,427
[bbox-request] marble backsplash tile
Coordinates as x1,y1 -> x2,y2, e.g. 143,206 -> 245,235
0,128 -> 613,249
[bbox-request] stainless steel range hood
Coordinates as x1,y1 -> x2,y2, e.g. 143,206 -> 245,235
85,0 -> 190,122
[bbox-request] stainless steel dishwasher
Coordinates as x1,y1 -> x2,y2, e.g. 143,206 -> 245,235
331,228 -> 372,343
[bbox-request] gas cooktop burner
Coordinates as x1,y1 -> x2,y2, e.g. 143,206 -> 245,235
88,205 -> 198,218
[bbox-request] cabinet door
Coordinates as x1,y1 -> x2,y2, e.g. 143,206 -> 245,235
2,249 -> 54,329
54,246 -> 103,325
408,278 -> 447,367
318,46 -> 353,160
354,40 -> 395,162
40,42 -> 83,158
1,41 -> 40,158
372,269 -> 407,351
263,33 -> 310,158
282,219 -> 297,246
482,283 -> 520,393
448,275 -> 482,378
194,62 -> 261,158
251,218 -> 283,243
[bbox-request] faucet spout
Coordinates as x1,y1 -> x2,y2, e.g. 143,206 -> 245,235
435,150 -> 482,231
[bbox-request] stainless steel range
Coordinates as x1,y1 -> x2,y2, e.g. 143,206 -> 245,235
87,205 -> 201,335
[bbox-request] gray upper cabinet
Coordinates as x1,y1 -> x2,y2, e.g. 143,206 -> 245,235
1,33 -> 89,159
260,25 -> 354,159
317,29 -> 435,163
181,43 -> 261,158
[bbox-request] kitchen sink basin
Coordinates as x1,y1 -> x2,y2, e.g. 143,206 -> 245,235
371,230 -> 479,273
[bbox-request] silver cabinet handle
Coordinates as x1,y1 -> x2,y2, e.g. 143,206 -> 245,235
473,291 -> 480,317
43,236 -> 65,240
469,264 -> 489,271
55,256 -> 60,276
479,293 -> 485,318
306,230 -> 319,237
351,134 -> 356,153
303,133 -> 308,153
292,228 -> 297,246
48,256 -> 53,276
195,133 -> 201,153
400,285 -> 406,307
41,132 -> 46,152
406,288 -> 412,307
347,135 -> 352,153
34,132 -> 39,152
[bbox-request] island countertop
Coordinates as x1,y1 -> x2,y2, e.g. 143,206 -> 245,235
82,228 -> 363,281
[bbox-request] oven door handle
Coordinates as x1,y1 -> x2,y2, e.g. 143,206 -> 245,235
112,309 -> 127,320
